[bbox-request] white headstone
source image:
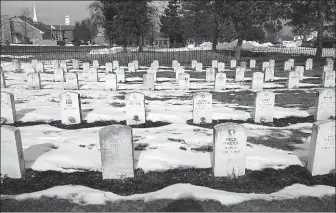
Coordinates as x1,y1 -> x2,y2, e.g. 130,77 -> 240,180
133,60 -> 139,70
99,125 -> 134,179
89,68 -> 98,82
264,66 -> 274,82
1,71 -> 6,88
1,92 -> 16,124
250,59 -> 256,68
251,72 -> 264,90
105,63 -> 113,73
230,60 -> 236,68
128,62 -> 135,72
235,67 -> 245,82
218,62 -> 225,72
60,91 -> 82,124
206,68 -> 216,82
64,73 -> 79,90
143,73 -> 155,90
326,58 -> 334,68
178,73 -> 190,90
253,90 -> 275,123
105,73 -> 117,91
113,60 -> 119,69
269,59 -> 275,68
1,125 -> 25,178
152,60 -> 159,69
295,66 -> 305,80
191,60 -> 197,69
172,60 -> 179,68
314,89 -> 335,120
147,67 -> 157,82
193,92 -> 212,124
125,92 -> 146,125
307,120 -> 335,176
288,58 -> 295,68
25,67 -> 36,81
212,60 -> 218,68
27,72 -> 41,89
195,62 -> 203,72
213,123 -> 247,177
215,73 -> 226,91
323,71 -> 335,88
305,58 -> 313,70
287,71 -> 300,89
82,62 -> 90,72
93,60 -> 99,69
262,61 -> 270,71
54,67 -> 65,82
284,61 -> 291,71
36,62 -> 44,73
175,67 -> 185,83
115,68 -> 125,83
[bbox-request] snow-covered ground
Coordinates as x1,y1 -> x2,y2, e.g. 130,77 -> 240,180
1,61 -> 334,204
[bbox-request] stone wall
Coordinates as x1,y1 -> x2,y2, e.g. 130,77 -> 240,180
10,17 -> 44,43
1,15 -> 12,44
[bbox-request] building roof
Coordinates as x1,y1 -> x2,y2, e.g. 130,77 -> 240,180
10,17 -> 45,34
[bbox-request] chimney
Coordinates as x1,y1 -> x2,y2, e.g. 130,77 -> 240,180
65,15 -> 70,25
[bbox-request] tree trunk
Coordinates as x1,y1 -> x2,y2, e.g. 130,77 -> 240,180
138,34 -> 143,52
212,16 -> 219,51
234,37 -> 243,61
316,0 -> 324,58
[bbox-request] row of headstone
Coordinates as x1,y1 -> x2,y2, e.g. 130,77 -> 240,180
2,115 -> 334,180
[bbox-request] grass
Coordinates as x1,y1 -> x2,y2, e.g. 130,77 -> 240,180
1,195 -> 335,212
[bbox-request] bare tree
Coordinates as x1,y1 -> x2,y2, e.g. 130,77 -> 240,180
20,8 -> 31,43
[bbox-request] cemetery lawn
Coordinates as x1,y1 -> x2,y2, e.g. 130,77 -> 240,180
1,60 -> 335,211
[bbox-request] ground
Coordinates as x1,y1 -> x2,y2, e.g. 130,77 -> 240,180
0,59 -> 335,212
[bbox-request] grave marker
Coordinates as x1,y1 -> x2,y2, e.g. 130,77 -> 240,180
152,60 -> 159,69
116,68 -> 126,83
125,92 -> 146,125
230,60 -> 236,68
251,72 -> 264,90
323,71 -> 335,88
295,66 -> 305,80
314,89 -> 335,120
284,61 -> 291,71
99,125 -> 134,179
113,60 -> 119,69
235,67 -> 245,82
253,90 -> 275,123
89,68 -> 98,82
264,66 -> 274,82
213,123 -> 247,177
206,68 -> 216,82
306,58 -> 313,70
52,60 -> 59,70
82,62 -> 90,72
128,62 -> 135,72
212,60 -> 218,68
215,73 -> 226,91
1,72 -> 6,88
1,92 -> 16,124
64,73 -> 79,90
250,59 -> 256,68
307,120 -> 335,176
191,60 -> 197,69
178,73 -> 190,90
288,58 -> 295,68
31,59 -> 38,68
93,60 -> 99,69
240,61 -> 247,69
287,71 -> 300,89
59,91 -> 82,124
218,62 -> 225,72
105,73 -> 117,91
172,60 -> 179,68
12,59 -> 21,72
36,62 -> 44,73
105,63 -> 113,73
60,61 -> 68,72
27,72 -> 41,89
196,62 -> 203,72
54,67 -> 65,82
262,61 -> 270,71
72,59 -> 79,69
1,125 -> 25,178
147,68 -> 157,82
133,60 -> 139,70
269,59 -> 275,68
143,73 -> 155,90
175,67 -> 185,83
193,92 -> 212,124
